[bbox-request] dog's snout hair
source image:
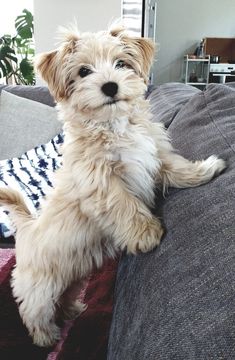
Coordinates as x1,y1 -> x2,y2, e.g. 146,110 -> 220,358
0,24 -> 226,347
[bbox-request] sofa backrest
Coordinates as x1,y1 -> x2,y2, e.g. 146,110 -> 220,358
0,85 -> 55,107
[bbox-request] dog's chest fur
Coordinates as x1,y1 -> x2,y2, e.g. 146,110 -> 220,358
64,116 -> 160,207
108,117 -> 160,206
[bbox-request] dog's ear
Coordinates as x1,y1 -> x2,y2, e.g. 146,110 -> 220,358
131,37 -> 155,83
35,32 -> 79,102
123,36 -> 155,83
35,50 -> 65,101
57,28 -> 80,53
109,25 -> 125,37
35,50 -> 57,84
110,27 -> 155,83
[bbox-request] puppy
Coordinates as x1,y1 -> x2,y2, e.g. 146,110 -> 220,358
0,26 -> 226,347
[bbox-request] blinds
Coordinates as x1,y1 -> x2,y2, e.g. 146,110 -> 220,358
122,0 -> 143,36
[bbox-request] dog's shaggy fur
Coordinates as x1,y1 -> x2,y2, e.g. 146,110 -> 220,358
0,26 -> 226,346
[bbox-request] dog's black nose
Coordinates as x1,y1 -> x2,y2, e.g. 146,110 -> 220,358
101,82 -> 118,97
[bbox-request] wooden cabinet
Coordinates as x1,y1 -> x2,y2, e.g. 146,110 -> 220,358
204,38 -> 235,63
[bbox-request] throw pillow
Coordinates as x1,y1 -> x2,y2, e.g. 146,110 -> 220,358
0,90 -> 62,160
0,133 -> 63,239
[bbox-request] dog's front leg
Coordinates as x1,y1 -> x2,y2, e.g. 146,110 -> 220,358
159,152 -> 226,190
81,176 -> 163,254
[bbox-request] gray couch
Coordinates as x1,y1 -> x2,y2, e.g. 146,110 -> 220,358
108,82 -> 235,359
0,82 -> 234,359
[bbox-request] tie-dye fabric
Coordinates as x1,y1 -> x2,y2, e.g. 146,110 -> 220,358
0,133 -> 63,238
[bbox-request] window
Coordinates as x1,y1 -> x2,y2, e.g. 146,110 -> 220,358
122,0 -> 143,36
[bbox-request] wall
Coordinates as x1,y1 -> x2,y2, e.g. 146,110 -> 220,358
34,0 -> 121,54
0,0 -> 33,35
154,0 -> 235,84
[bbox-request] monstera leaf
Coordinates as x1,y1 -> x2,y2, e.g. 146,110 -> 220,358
0,9 -> 34,84
0,43 -> 17,78
15,9 -> 34,39
19,58 -> 35,84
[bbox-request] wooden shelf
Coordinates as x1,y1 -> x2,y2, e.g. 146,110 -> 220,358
185,58 -> 210,62
184,55 -> 210,88
186,82 -> 207,85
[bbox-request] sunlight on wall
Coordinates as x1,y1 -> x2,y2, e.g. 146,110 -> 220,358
0,0 -> 33,36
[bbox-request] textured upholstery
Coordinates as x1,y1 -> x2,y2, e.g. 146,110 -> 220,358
148,82 -> 200,127
107,83 -> 235,360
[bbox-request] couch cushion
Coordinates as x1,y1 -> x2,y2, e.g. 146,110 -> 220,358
0,90 -> 62,160
108,83 -> 235,359
169,82 -> 235,159
0,85 -> 55,107
148,82 -> 200,127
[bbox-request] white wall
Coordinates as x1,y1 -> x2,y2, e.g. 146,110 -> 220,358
34,0 -> 121,53
154,0 -> 235,84
0,0 -> 33,35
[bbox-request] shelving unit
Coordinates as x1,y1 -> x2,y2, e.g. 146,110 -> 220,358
183,55 -> 210,88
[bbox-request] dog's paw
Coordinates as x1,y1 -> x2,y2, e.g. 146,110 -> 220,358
33,323 -> 61,347
63,300 -> 88,320
127,218 -> 164,255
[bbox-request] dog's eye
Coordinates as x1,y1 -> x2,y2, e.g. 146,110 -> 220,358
78,66 -> 92,78
115,60 -> 126,69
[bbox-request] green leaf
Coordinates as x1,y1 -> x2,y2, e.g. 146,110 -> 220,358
0,45 -> 17,78
0,58 -> 13,78
0,9 -> 35,84
0,35 -> 13,46
0,45 -> 17,62
15,9 -> 34,39
27,47 -> 35,56
19,58 -> 35,85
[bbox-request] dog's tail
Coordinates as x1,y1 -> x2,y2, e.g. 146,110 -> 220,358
0,188 -> 32,223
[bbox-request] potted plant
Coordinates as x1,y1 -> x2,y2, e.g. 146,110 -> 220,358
0,9 -> 35,85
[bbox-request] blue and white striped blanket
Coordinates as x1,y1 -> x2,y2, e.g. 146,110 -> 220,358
0,133 -> 64,239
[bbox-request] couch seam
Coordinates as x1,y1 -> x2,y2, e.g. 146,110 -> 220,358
202,91 -> 235,155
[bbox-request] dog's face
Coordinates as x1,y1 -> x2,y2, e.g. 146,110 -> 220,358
36,27 -> 155,119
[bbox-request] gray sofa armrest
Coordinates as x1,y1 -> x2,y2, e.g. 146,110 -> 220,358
108,83 -> 235,359
148,82 -> 200,127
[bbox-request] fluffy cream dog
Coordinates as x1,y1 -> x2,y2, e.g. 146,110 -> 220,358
0,26 -> 226,347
